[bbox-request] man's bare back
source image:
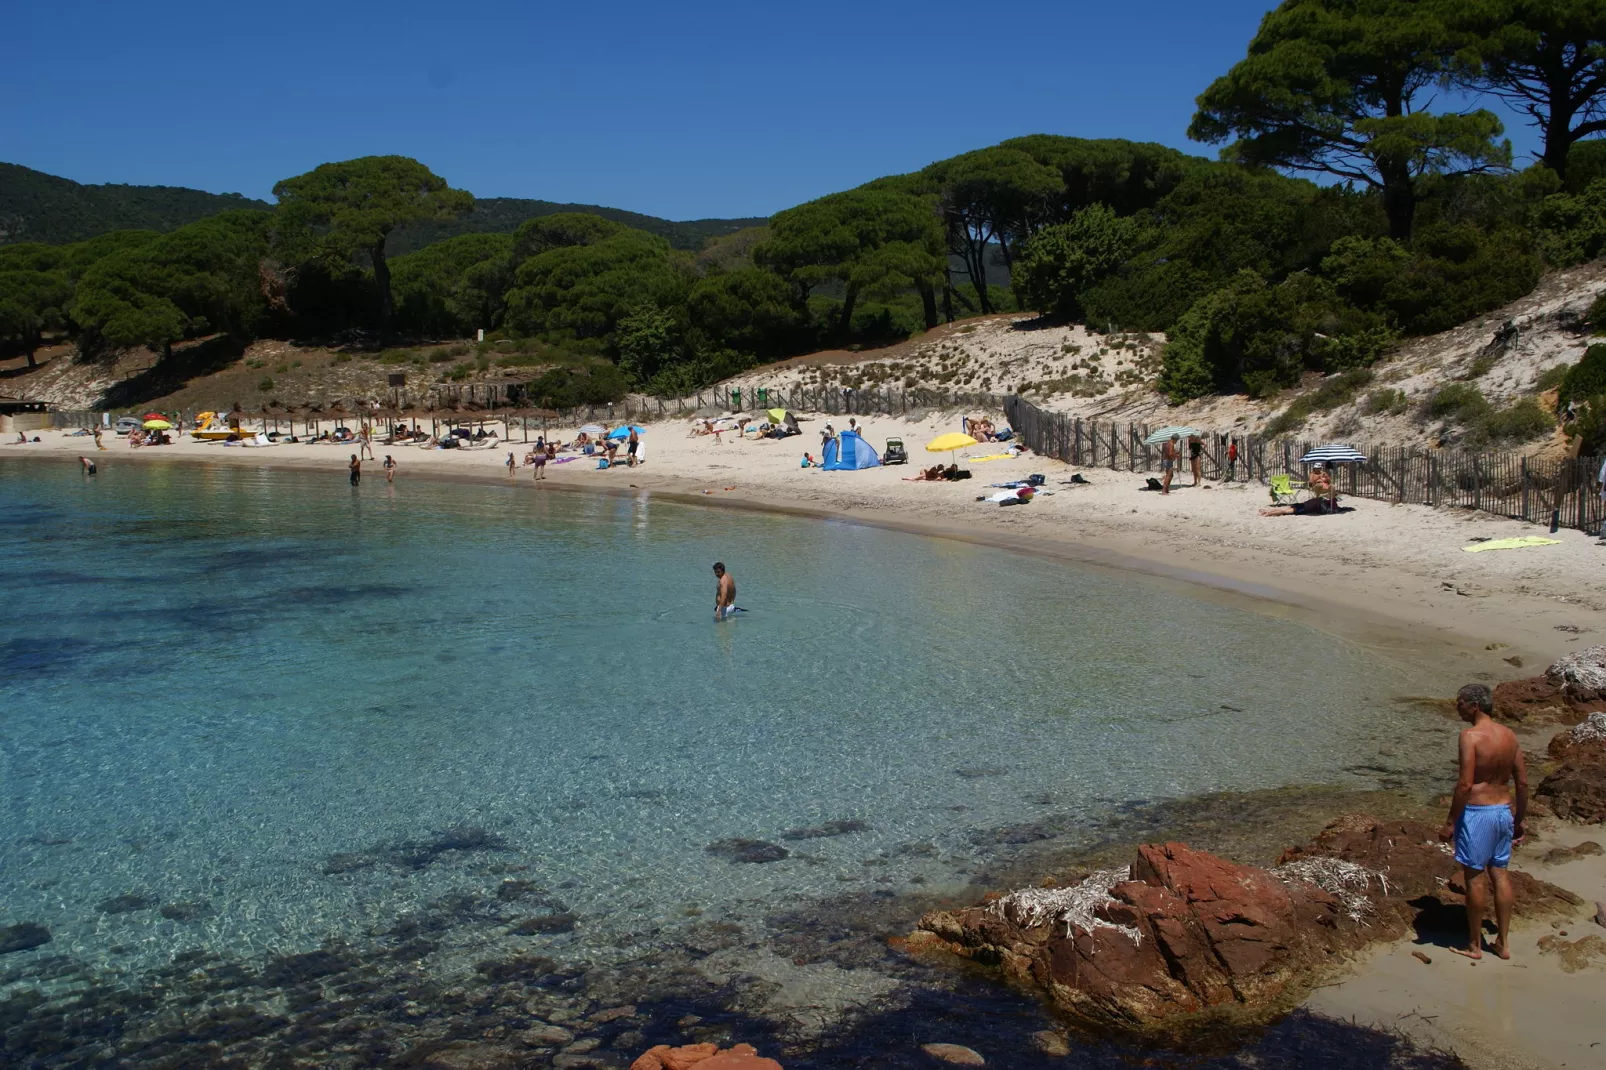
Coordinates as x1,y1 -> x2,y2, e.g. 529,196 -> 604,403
1460,719 -> 1522,806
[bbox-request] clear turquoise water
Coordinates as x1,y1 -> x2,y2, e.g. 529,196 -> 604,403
0,457 -> 1443,990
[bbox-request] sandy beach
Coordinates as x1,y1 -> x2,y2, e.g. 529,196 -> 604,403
7,412 -> 1604,1068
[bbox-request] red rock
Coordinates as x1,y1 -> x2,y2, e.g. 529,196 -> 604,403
910,816 -> 1580,1042
658,1044 -> 721,1070
634,1045 -> 779,1070
699,1056 -> 782,1070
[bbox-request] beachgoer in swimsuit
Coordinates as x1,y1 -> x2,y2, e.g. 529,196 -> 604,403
1226,437 -> 1238,482
533,447 -> 548,480
80,456 -> 97,475
1161,436 -> 1178,495
94,427 -> 105,451
1439,683 -> 1527,960
627,428 -> 639,467
712,562 -> 737,621
349,454 -> 361,487
506,451 -> 516,477
383,455 -> 396,483
1188,435 -> 1203,486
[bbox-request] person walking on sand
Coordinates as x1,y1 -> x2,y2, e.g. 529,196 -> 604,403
1161,435 -> 1178,495
358,426 -> 374,460
1439,683 -> 1528,961
627,427 -> 640,467
506,451 -> 516,477
383,454 -> 396,483
712,562 -> 738,622
94,426 -> 105,451
532,444 -> 548,480
349,454 -> 361,487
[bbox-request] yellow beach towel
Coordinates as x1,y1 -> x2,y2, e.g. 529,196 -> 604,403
1462,536 -> 1561,553
967,453 -> 1014,463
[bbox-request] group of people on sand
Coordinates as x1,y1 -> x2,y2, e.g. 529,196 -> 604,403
905,463 -> 971,482
1157,433 -> 1207,494
962,416 -> 1009,442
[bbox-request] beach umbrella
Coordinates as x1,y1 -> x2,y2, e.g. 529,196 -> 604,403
578,423 -> 606,435
1300,444 -> 1368,464
142,419 -> 173,430
926,432 -> 978,463
767,407 -> 789,424
143,412 -> 166,420
1143,425 -> 1199,446
607,425 -> 646,439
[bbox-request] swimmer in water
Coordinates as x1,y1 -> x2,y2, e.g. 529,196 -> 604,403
712,562 -> 737,621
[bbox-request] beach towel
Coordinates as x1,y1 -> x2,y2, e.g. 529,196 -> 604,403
967,453 -> 1013,463
1462,536 -> 1562,553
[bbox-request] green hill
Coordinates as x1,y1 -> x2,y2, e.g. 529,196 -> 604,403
0,162 -> 272,245
389,197 -> 766,254
0,161 -> 766,252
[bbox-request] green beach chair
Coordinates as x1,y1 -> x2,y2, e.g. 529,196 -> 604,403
1268,474 -> 1306,505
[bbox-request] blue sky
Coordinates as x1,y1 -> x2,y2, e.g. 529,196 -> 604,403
7,0 -> 1544,220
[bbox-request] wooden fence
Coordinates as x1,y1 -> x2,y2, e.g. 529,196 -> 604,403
1003,395 -> 1605,534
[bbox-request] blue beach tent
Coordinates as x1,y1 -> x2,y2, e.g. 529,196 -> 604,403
821,430 -> 881,471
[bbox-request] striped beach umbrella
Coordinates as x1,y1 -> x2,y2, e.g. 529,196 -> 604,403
1143,425 -> 1200,445
1300,444 -> 1368,464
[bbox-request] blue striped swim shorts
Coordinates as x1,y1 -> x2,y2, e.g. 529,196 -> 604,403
1454,804 -> 1513,870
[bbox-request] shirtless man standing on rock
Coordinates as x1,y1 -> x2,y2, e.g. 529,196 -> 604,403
1439,682 -> 1528,960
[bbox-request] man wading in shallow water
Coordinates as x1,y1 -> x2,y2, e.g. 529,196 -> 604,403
712,562 -> 737,621
1439,683 -> 1528,960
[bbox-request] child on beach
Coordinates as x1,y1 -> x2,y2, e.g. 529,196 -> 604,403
383,455 -> 396,483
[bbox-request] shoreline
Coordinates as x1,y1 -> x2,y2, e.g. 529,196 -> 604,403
6,426 -> 1596,684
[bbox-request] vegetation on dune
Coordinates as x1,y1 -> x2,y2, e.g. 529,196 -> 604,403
5,0 -> 1606,423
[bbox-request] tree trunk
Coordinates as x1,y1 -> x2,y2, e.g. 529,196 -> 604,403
24,332 -> 38,369
371,239 -> 394,337
968,247 -> 994,313
1543,92 -> 1578,178
1381,170 -> 1416,241
837,282 -> 859,341
942,281 -> 955,324
917,279 -> 938,330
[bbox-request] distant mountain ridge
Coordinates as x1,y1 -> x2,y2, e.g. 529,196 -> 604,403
0,163 -> 272,244
0,162 -> 766,252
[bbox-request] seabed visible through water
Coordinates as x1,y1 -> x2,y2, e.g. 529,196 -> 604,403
0,458 -> 1463,1068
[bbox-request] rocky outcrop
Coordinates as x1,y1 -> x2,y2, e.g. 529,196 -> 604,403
907,816 -> 1578,1042
631,1043 -> 782,1070
1538,712 -> 1606,823
1494,647 -> 1606,725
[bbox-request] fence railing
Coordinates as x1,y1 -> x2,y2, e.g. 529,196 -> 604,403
1003,395 -> 1604,534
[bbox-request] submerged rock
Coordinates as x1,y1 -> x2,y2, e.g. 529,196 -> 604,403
324,824 -> 510,874
512,912 -> 578,934
0,922 -> 50,954
97,893 -> 157,914
921,1042 -> 985,1065
907,815 -> 1577,1042
781,819 -> 869,840
159,899 -> 214,921
705,839 -> 789,863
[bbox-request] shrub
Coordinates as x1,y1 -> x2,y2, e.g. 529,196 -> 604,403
1363,388 -> 1409,415
1426,382 -> 1492,423
257,376 -> 274,392
1469,398 -> 1555,445
1533,179 -> 1606,266
1585,291 -> 1606,333
332,352 -> 352,364
1534,362 -> 1571,392
1260,368 -> 1375,437
429,349 -> 456,363
1558,343 -> 1606,405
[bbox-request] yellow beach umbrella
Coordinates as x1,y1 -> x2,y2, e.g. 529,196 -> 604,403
926,432 -> 978,464
142,419 -> 173,430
